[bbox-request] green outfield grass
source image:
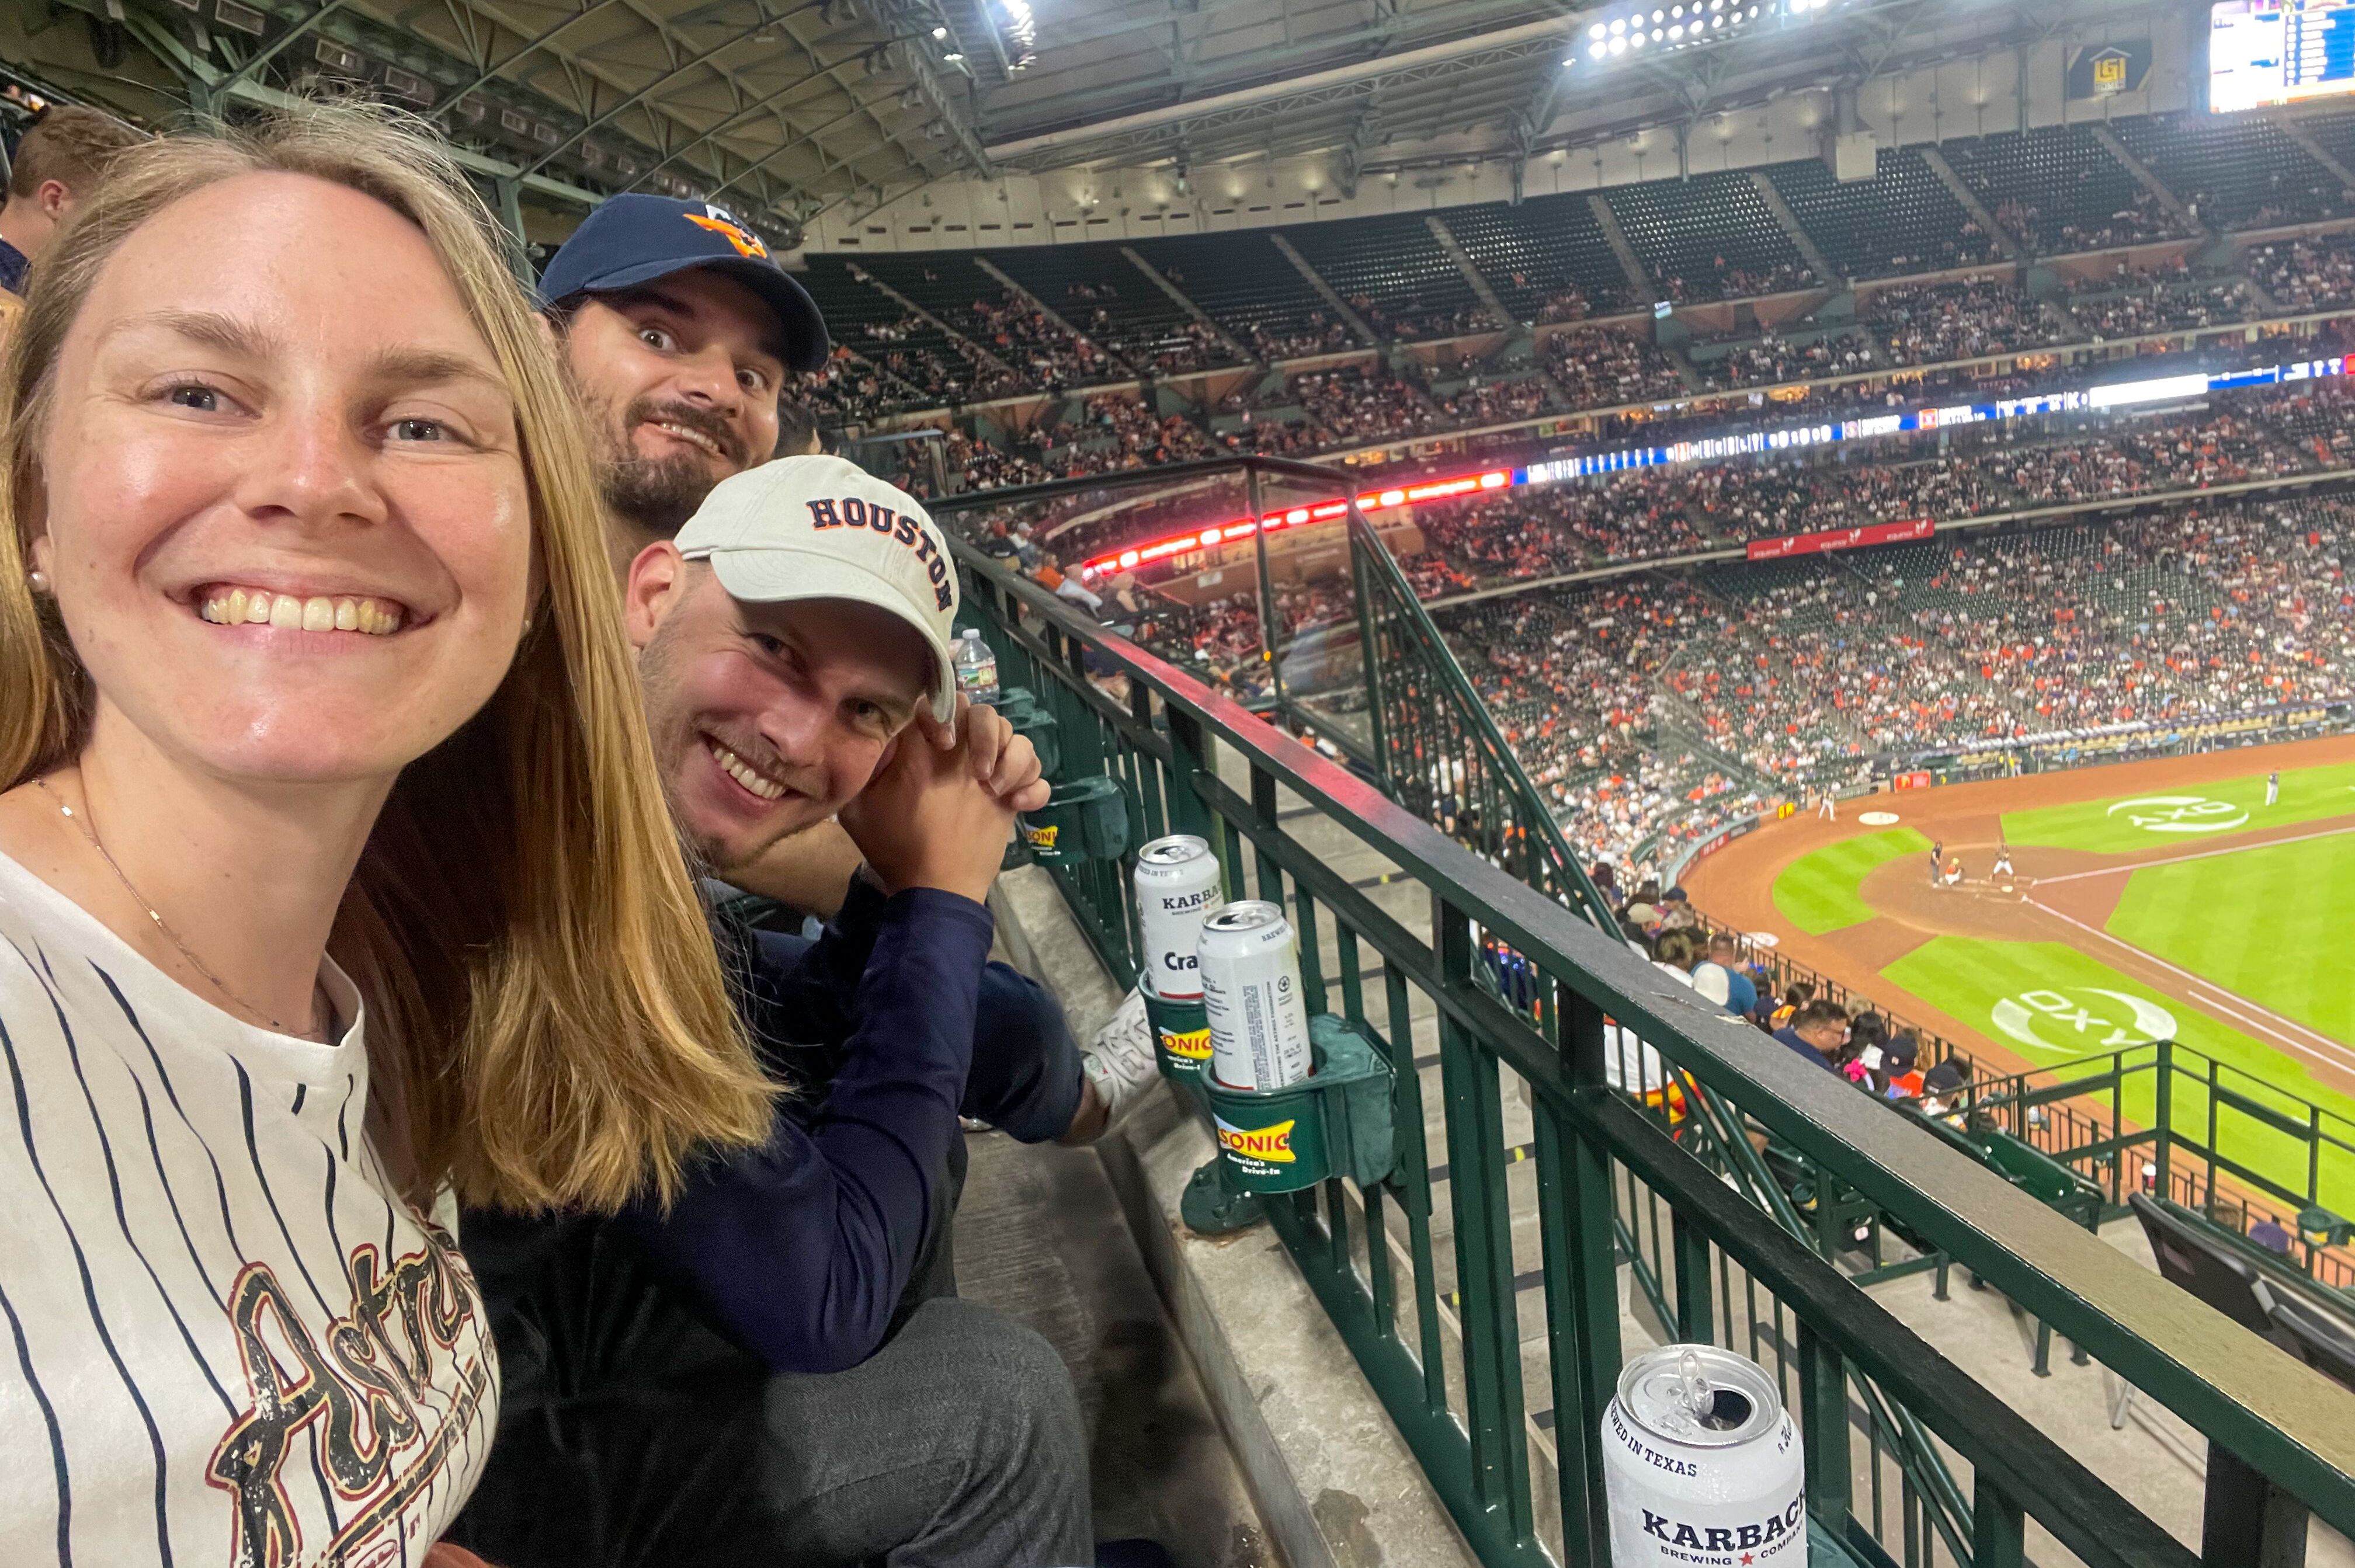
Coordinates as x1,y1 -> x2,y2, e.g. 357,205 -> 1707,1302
1999,760 -> 2355,855
1880,936 -> 2355,1212
1769,826 -> 1933,935
2107,830 -> 2355,1045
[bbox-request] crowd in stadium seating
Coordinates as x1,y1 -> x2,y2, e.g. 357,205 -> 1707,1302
1657,257 -> 1816,304
1866,279 -> 2076,364
1430,371 -> 1552,427
1391,381 -> 2355,590
1409,493 -> 2355,872
957,288 -> 1126,391
1010,394 -> 1218,479
1542,327 -> 1689,406
2245,232 -> 2355,313
1692,327 -> 1873,391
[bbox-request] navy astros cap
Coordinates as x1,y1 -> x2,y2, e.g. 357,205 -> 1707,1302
540,194 -> 830,373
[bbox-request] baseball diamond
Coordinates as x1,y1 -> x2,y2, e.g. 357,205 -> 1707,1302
1687,735 -> 2355,1211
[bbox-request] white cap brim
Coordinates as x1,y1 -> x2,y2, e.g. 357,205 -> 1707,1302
698,546 -> 959,723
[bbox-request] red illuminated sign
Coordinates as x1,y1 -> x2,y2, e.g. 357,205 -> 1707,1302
1743,516 -> 1933,562
1082,468 -> 1514,573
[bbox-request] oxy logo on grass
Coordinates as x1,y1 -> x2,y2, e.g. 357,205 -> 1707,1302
2106,795 -> 2250,833
1992,987 -> 2177,1051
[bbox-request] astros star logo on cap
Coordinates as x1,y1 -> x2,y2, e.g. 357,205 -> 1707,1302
682,202 -> 768,259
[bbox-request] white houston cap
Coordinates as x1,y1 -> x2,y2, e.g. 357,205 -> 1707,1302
675,454 -> 961,722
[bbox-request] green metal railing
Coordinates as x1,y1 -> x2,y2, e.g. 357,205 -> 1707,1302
1947,1041 -> 2355,1301
939,459 -> 2355,1568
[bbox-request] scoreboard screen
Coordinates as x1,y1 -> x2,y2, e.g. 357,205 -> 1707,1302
2211,0 -> 2355,111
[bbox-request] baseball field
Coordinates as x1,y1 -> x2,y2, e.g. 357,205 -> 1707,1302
1683,735 -> 2355,1217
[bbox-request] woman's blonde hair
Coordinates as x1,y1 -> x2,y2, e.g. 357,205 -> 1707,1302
0,100 -> 774,1212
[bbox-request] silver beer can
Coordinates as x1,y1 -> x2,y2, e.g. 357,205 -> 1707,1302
1197,901 -> 1311,1090
1133,835 -> 1222,1001
1603,1344 -> 1807,1568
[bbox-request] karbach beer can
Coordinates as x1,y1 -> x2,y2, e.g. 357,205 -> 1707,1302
1133,835 -> 1222,1001
1197,901 -> 1312,1091
1603,1344 -> 1807,1568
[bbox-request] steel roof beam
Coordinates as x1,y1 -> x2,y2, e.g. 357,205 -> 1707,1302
988,23 -> 1568,163
975,5 -> 1582,148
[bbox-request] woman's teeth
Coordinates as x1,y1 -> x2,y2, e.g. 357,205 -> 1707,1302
197,588 -> 405,635
710,740 -> 787,801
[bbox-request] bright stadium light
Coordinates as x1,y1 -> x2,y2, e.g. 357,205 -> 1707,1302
1609,34 -> 1626,51
1591,20 -> 1607,34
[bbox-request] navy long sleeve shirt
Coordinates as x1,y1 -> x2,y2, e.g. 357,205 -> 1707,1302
466,874 -> 1085,1396
615,879 -> 994,1374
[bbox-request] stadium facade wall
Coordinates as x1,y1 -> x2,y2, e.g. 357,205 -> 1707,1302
798,18 -> 2192,255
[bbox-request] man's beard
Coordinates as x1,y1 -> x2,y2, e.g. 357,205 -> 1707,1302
593,396 -> 748,538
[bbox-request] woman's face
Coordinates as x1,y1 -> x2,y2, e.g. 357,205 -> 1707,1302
30,172 -> 532,791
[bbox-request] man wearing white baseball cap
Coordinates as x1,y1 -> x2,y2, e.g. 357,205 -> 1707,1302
449,457 -> 1134,1567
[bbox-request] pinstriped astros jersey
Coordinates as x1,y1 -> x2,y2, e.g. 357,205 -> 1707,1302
0,850 -> 497,1567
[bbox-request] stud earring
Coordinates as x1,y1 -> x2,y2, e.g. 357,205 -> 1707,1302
25,569 -> 47,593
521,615 -> 534,635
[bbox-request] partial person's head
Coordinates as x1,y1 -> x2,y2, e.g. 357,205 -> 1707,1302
1706,933 -> 1738,966
0,103 -> 769,1211
1791,1000 -> 1852,1056
624,454 -> 958,871
1652,928 -> 1702,970
540,194 -> 828,561
0,106 -> 145,270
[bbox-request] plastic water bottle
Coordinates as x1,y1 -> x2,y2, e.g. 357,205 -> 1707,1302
954,628 -> 1001,706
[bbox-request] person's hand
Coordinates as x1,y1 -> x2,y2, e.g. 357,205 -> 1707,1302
840,696 -> 1039,903
921,694 -> 1050,813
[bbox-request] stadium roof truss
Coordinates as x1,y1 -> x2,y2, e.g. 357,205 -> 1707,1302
22,0 -> 2167,241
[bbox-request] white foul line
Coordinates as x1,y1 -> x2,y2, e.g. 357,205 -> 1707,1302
2024,897 -> 2355,1076
2032,822 -> 2355,885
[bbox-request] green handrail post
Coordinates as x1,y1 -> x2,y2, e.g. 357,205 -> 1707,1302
1973,1476 -> 2026,1568
1538,979 -> 1619,1568
2155,1039 -> 2175,1208
1672,1204 -> 1715,1344
2203,1445 -> 2314,1568
1798,1323 -> 1852,1532
1349,505 -> 1394,788
1246,464 -> 1285,707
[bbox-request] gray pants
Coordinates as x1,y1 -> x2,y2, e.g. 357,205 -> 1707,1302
452,1296 -> 1091,1567
763,1298 -> 1093,1567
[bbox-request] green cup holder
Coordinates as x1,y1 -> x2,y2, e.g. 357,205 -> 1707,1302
1007,705 -> 1061,779
995,686 -> 1037,719
1017,774 -> 1130,863
1144,991 -> 1211,1083
1196,1016 -> 1397,1195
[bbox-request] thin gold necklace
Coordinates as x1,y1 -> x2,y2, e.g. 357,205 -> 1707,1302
34,774 -> 328,1039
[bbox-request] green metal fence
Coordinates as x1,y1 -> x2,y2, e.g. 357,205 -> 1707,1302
940,458 -> 2355,1568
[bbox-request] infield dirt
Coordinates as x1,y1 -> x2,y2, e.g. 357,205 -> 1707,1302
1682,733 -> 2355,1098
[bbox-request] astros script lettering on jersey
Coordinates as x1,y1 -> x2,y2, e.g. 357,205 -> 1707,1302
210,1229 -> 491,1568
805,495 -> 954,610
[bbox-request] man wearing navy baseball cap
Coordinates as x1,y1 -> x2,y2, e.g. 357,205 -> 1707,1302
540,193 -> 831,563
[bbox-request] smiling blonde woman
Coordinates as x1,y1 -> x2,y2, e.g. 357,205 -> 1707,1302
0,102 -> 772,1565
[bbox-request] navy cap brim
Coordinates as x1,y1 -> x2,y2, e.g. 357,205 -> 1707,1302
549,253 -> 831,374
